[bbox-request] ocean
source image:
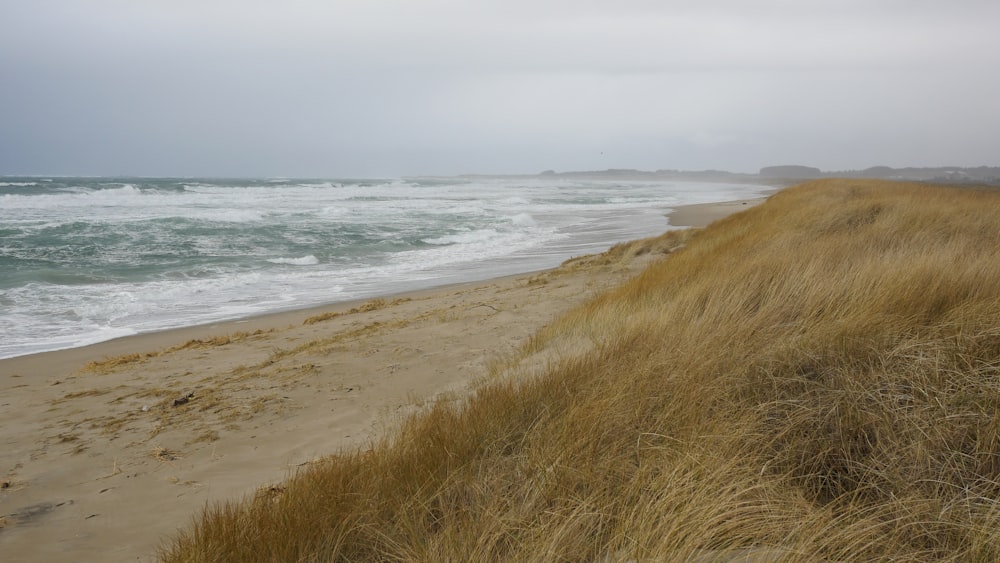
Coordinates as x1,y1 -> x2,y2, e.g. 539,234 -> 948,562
0,176 -> 769,359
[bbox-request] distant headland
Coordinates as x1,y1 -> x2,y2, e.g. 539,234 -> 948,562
457,165 -> 1000,186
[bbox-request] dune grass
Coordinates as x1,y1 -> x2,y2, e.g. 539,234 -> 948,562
160,179 -> 1000,561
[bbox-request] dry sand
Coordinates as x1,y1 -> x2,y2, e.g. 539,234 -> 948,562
666,197 -> 766,227
0,199 -> 756,561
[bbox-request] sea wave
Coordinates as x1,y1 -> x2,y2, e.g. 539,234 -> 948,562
0,184 -> 145,208
196,210 -> 266,223
89,184 -> 143,198
423,229 -> 501,246
508,213 -> 537,227
501,196 -> 531,205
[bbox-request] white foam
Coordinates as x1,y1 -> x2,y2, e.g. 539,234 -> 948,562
267,255 -> 320,266
501,196 -> 531,205
423,229 -> 501,246
509,213 -> 537,227
196,209 -> 265,223
319,206 -> 349,217
88,184 -> 143,199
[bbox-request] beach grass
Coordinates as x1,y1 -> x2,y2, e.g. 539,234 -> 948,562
160,179 -> 1000,561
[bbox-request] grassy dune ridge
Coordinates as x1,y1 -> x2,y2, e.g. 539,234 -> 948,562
162,179 -> 1000,561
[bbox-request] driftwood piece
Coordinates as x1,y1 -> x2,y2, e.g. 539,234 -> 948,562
172,392 -> 195,407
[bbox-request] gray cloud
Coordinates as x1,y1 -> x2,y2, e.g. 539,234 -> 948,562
2,1 -> 998,176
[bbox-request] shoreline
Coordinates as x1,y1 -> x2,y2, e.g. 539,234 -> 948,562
0,194 -> 768,367
666,196 -> 767,227
0,196 -> 764,561
0,271 -> 546,377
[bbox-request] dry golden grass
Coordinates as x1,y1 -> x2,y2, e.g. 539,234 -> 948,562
167,329 -> 271,352
161,180 -> 1000,561
83,352 -> 151,373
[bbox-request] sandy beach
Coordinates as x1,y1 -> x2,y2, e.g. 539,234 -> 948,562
666,197 -> 765,227
0,199 -> 757,561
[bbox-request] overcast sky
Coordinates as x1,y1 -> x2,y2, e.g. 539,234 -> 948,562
2,1 -> 998,177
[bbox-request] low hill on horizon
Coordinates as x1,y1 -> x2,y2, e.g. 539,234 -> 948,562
516,165 -> 1000,185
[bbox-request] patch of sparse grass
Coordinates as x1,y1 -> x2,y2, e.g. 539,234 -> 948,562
162,180 -> 1000,561
51,388 -> 112,403
187,430 -> 220,445
151,446 -> 179,462
560,228 -> 694,272
303,297 -> 412,325
271,313 -> 435,366
83,353 -> 151,373
302,310 -> 343,325
79,330 -> 272,374
167,330 -> 270,352
525,273 -> 550,286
